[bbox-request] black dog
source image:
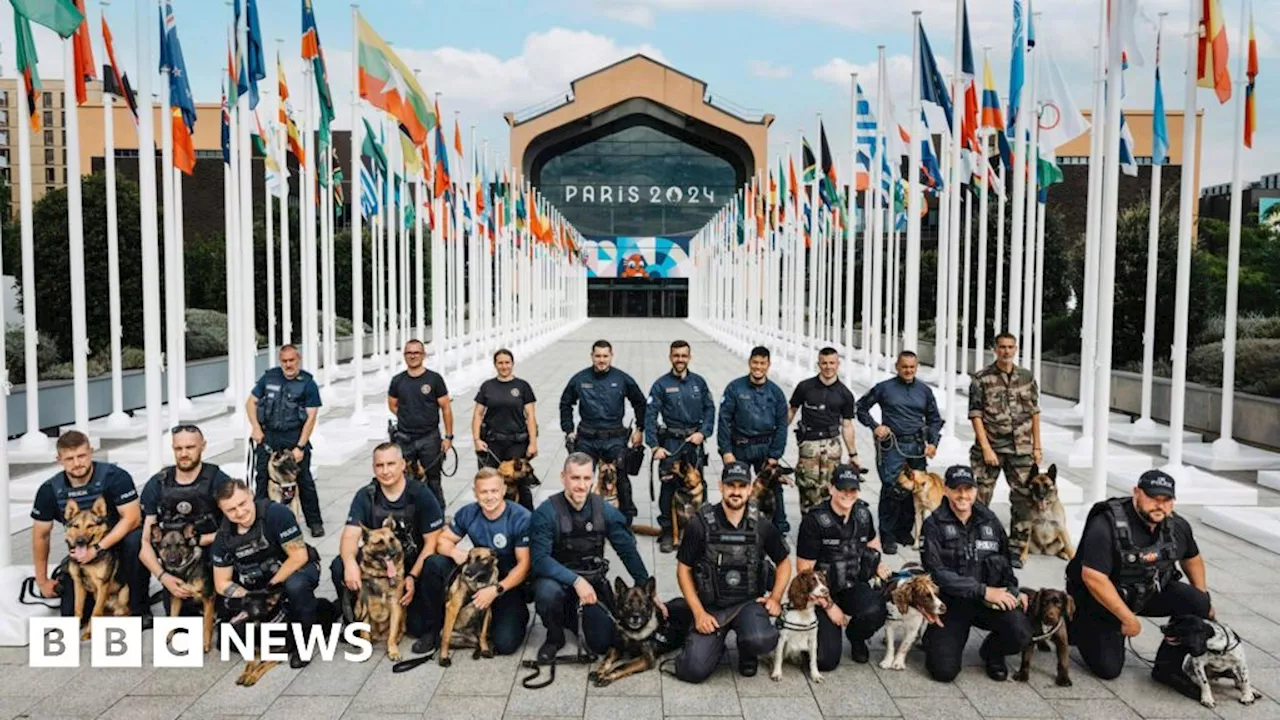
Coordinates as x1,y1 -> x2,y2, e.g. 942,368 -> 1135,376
588,577 -> 681,687
1161,615 -> 1257,708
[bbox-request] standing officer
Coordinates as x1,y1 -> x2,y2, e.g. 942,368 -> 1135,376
247,344 -> 324,537
530,452 -> 655,663
669,461 -> 791,682
332,442 -> 444,655
645,340 -> 715,553
968,332 -> 1042,568
559,340 -> 647,521
473,348 -> 539,509
920,466 -> 1032,683
389,339 -> 455,510
138,425 -> 231,610
211,478 -> 322,668
717,346 -> 789,532
30,431 -> 150,622
788,347 -> 859,514
856,351 -> 943,554
1067,470 -> 1212,697
795,464 -> 890,669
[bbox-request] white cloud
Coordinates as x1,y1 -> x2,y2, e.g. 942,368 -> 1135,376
595,4 -> 656,28
749,60 -> 792,79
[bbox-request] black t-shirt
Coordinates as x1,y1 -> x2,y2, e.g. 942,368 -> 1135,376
795,501 -> 877,561
475,377 -> 537,437
789,377 -> 858,432
209,503 -> 302,567
389,369 -> 449,435
1069,500 -> 1199,585
31,463 -> 138,525
344,480 -> 445,537
677,503 -> 790,568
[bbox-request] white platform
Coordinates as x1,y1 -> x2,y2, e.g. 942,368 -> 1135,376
1041,406 -> 1130,428
1107,464 -> 1258,506
7,468 -> 60,503
1109,418 -> 1201,447
1043,442 -> 1154,473
1163,440 -> 1280,472
1201,507 -> 1280,555
309,435 -> 369,468
134,395 -> 234,423
8,504 -> 33,535
1259,471 -> 1280,492
70,413 -> 150,441
6,434 -> 100,464
987,474 -> 1086,505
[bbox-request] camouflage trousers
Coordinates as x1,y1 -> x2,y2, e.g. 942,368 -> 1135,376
796,438 -> 842,513
969,446 -> 1035,556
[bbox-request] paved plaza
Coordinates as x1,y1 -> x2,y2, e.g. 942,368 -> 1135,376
6,319 -> 1280,720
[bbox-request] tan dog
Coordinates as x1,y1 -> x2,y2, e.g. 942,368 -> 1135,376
1020,464 -> 1075,564
439,547 -> 500,666
879,566 -> 947,670
151,523 -> 217,652
228,587 -> 288,686
355,518 -> 407,661
267,449 -> 304,528
64,497 -> 131,640
633,458 -> 705,544
497,458 -> 536,503
898,467 -> 945,550
750,464 -> 795,527
593,461 -> 620,509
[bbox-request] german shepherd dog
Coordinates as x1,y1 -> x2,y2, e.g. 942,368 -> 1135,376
1020,464 -> 1075,564
1015,588 -> 1075,687
497,458 -> 536,503
151,522 -> 217,652
355,518 -> 407,661
632,458 -> 705,543
267,449 -> 304,527
64,497 -> 131,640
439,547 -> 501,667
590,577 -> 672,687
227,586 -> 289,686
750,464 -> 795,526
897,466 -> 945,550
593,461 -> 620,509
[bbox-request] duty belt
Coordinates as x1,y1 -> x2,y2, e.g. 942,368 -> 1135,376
732,433 -> 773,446
798,424 -> 841,442
487,430 -> 530,443
659,426 -> 699,441
577,426 -> 629,439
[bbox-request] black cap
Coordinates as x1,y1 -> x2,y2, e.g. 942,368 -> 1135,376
1138,469 -> 1176,498
832,464 -> 861,490
945,465 -> 977,489
722,461 -> 752,485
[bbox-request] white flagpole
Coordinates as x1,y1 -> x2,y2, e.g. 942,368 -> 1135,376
961,181 -> 973,377
174,166 -> 188,408
1008,0 -> 1030,340
64,36 -> 89,433
137,0 -> 163,470
852,68 -> 868,362
15,53 -> 45,451
238,7 -> 257,401
277,42 -> 292,347
350,4 -> 366,420
1020,13 -> 1043,367
1138,15 -> 1168,429
160,19 -> 180,433
936,132 -> 951,385
102,39 -> 128,426
904,11 -> 924,353
1077,34 -> 1107,439
266,107 -> 276,357
975,72 -> 990,371
385,116 -> 398,363
874,49 -> 890,371
994,164 -> 1006,333
223,54 -> 241,409
302,61 -> 320,380
946,0 -> 966,387
1034,196 -> 1046,381
0,190 -> 7,558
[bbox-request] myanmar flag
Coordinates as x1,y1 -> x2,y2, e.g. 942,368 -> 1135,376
356,12 -> 435,146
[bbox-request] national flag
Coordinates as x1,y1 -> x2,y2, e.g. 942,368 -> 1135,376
819,122 -> 841,209
160,1 -> 196,174
220,83 -> 231,164
918,22 -> 953,129
362,118 -> 388,178
788,154 -> 799,207
11,0 -> 83,36
356,11 -> 435,145
1197,0 -> 1231,104
69,0 -> 95,105
433,99 -> 452,199
918,113 -> 945,193
1036,148 -> 1064,190
802,138 -> 817,184
1038,49 -> 1091,153
226,35 -> 239,109
961,0 -> 975,78
301,0 -> 335,141
1119,112 -> 1138,177
171,107 -> 195,175
332,146 -> 345,215
453,118 -> 464,159
100,15 -> 138,123
278,55 -> 306,165
251,111 -> 267,156
230,0 -> 263,109
265,125 -> 289,198
14,12 -> 43,132
1008,0 -> 1026,134
777,158 -> 787,223
854,83 -> 877,192
1245,5 -> 1257,148
360,164 -> 380,219
981,58 -> 1005,131
1153,32 -> 1170,163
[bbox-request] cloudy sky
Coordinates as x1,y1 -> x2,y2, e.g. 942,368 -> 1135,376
2,0 -> 1276,189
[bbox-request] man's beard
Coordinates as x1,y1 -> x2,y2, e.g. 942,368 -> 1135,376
1136,505 -> 1165,524
723,495 -> 747,510
177,457 -> 202,472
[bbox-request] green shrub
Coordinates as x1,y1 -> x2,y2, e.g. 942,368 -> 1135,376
6,327 -> 61,385
1195,314 -> 1280,345
1188,339 -> 1280,397
45,356 -> 110,381
121,346 -> 146,370
186,308 -> 228,360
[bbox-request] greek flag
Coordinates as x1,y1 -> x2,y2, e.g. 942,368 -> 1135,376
360,165 -> 380,219
855,83 -> 877,192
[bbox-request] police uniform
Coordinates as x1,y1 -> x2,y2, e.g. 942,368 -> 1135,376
474,376 -> 538,509
669,462 -> 789,684
856,375 -> 944,549
559,366 -> 647,519
421,501 -> 532,654
920,467 -> 1032,683
789,376 -> 858,514
31,461 -> 150,618
252,366 -> 323,528
389,368 -> 451,509
1067,471 -> 1210,682
967,362 -> 1040,559
211,499 -> 322,630
329,479 -> 444,639
716,375 -> 789,532
140,462 -> 230,612
795,467 -> 887,670
530,490 -> 650,659
644,369 -> 715,542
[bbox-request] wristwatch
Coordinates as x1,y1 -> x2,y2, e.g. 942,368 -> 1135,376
92,542 -> 103,553
494,584 -> 506,597
445,434 -> 455,441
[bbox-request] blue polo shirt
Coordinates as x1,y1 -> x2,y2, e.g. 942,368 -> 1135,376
450,501 -> 532,575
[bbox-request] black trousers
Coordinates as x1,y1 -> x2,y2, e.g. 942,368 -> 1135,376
328,552 -> 430,639
734,444 -> 788,534
874,435 -> 926,546
532,576 -> 615,655
59,528 -> 151,619
398,431 -> 444,510
924,596 -> 1033,682
254,431 -> 322,526
669,599 -> 780,684
816,583 -> 889,671
419,554 -> 529,655
1068,580 -> 1211,681
576,434 -> 634,520
477,436 -> 535,511
656,439 -> 705,534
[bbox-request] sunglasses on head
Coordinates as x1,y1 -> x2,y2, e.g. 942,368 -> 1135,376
171,424 -> 203,436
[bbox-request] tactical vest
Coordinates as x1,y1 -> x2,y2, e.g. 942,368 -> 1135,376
363,481 -> 422,561
694,504 -> 768,608
50,462 -> 120,528
932,509 -> 1008,588
811,500 -> 875,594
1090,497 -> 1180,611
156,463 -> 222,534
550,493 -> 608,580
255,368 -> 311,432
219,499 -> 285,591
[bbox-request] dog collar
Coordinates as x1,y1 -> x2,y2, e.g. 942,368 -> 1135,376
1031,617 -> 1064,643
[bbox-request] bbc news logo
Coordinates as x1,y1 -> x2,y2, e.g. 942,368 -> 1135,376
28,617 -> 374,667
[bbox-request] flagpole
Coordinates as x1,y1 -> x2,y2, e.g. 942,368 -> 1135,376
265,112 -> 276,358
160,5 -> 182,434
57,31 -> 89,435
961,182 -> 973,377
413,69 -> 426,344
301,59 -> 320,383
975,46 -> 992,370
904,11 -> 924,353
102,11 -> 128,427
1020,11 -> 1043,369
994,164 -> 1006,333
1138,15 -> 1168,429
237,4 -> 257,406
945,0 -> 966,394
277,42 -> 292,347
347,5 -> 366,423
223,46 -> 242,411
1008,0 -> 1030,341
1034,195 -> 1046,381
851,68 -> 866,364
1076,32 -> 1106,444
137,0 -> 163,471
430,92 -> 444,356
174,165 -> 189,410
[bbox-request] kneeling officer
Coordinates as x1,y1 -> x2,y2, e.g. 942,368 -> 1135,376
796,464 -> 890,670
921,466 -> 1032,683
670,461 -> 792,682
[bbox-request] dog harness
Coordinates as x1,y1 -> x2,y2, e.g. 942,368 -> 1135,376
157,463 -> 222,534
811,500 -> 878,594
1091,497 -> 1180,612
219,499 -> 285,591
363,481 -> 422,562
550,493 -> 608,581
694,504 -> 769,607
50,462 -> 121,527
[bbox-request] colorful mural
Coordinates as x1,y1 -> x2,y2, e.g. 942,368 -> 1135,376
584,236 -> 693,279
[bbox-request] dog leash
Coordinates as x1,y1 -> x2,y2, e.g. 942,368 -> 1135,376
520,605 -> 601,689
648,442 -> 695,501
1031,617 -> 1065,643
418,445 -> 460,478
876,431 -> 928,460
391,647 -> 439,673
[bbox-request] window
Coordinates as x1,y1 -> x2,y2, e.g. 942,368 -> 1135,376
42,91 -> 52,108
0,131 -> 7,146
45,168 -> 56,183
44,148 -> 54,164
43,110 -> 53,127
43,130 -> 54,145
0,110 -> 7,125
0,90 -> 8,107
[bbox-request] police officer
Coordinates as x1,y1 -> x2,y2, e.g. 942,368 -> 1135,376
796,464 -> 890,669
789,347 -> 860,514
559,340 -> 647,521
646,340 -> 715,554
968,333 -> 1042,568
212,478 -> 322,669
30,431 -> 150,622
388,339 -> 455,510
920,466 -> 1032,683
138,425 -> 231,611
473,348 -> 539,510
332,442 -> 444,655
530,452 -> 655,663
1067,470 -> 1212,697
856,351 -> 943,554
717,346 -> 789,533
669,461 -> 791,682
247,343 -> 324,537
421,467 -> 533,656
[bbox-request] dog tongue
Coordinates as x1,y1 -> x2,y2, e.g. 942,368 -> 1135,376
385,558 -> 398,579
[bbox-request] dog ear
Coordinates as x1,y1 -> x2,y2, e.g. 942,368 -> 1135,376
150,523 -> 164,546
382,517 -> 396,531
1066,594 -> 1076,620
1027,589 -> 1042,620
645,575 -> 657,599
781,466 -> 795,476
183,524 -> 198,541
614,576 -> 628,600
1029,463 -> 1040,478
91,496 -> 109,519
891,584 -> 911,616
1047,464 -> 1058,481
64,499 -> 80,523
